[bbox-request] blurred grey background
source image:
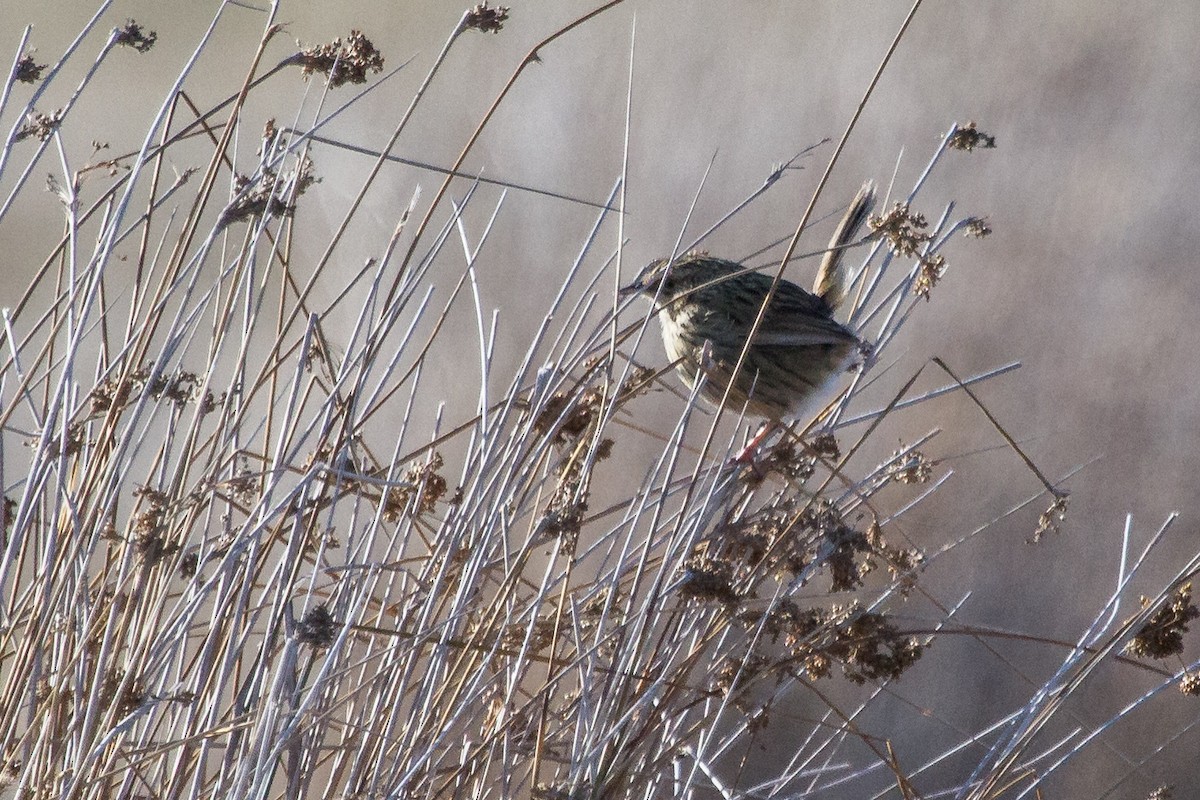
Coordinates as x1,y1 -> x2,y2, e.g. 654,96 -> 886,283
3,1 -> 1198,795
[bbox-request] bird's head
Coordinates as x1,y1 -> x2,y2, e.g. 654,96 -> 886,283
620,255 -> 732,302
619,257 -> 675,301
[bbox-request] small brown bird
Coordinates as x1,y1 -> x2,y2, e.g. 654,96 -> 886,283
622,183 -> 875,425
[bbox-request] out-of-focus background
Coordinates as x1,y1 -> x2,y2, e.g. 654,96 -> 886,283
3,1 -> 1199,795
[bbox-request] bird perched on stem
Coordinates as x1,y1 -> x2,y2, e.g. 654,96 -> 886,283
622,183 -> 875,444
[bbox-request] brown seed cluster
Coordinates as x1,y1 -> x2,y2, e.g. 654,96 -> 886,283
694,495 -> 922,603
532,366 -> 652,449
885,448 -> 934,485
221,157 -> 318,227
964,216 -> 993,238
1030,494 -> 1069,543
383,453 -> 448,522
708,653 -> 771,697
756,433 -> 842,483
740,600 -> 925,683
31,421 -> 85,458
866,520 -> 924,586
13,54 -> 46,84
259,118 -> 279,154
868,203 -> 952,300
535,499 -> 588,542
808,503 -> 875,593
534,389 -> 605,447
912,254 -> 947,301
223,461 -> 259,506
947,121 -> 996,152
755,441 -> 817,483
90,365 -> 214,416
178,552 -> 199,578
530,368 -> 651,542
293,30 -> 384,88
131,485 -> 178,566
296,604 -> 339,649
679,556 -> 740,605
15,109 -> 63,143
2,497 -> 15,540
114,20 -> 157,53
499,617 -> 557,653
808,432 -> 841,459
464,3 -> 511,34
870,202 -> 933,258
1125,583 -> 1199,660
98,669 -> 148,718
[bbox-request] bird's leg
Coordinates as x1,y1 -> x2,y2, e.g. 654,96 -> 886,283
699,338 -> 778,469
732,420 -> 779,466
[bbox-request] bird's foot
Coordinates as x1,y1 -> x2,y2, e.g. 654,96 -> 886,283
726,422 -> 779,478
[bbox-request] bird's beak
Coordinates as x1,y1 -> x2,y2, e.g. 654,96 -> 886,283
617,282 -> 640,299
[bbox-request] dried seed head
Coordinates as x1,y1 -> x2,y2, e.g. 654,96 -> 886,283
1125,583 -> 1199,660
296,604 -> 339,649
679,557 -> 740,605
99,670 -> 147,717
742,601 -> 924,683
946,121 -> 996,151
114,20 -> 157,53
708,653 -> 770,697
220,157 -> 319,227
13,54 -> 46,84
912,253 -> 947,301
886,448 -> 934,484
293,30 -> 384,88
1030,494 -> 1069,543
869,202 -> 934,258
465,3 -> 511,34
15,109 -> 63,142
383,453 -> 448,521
964,216 -> 992,238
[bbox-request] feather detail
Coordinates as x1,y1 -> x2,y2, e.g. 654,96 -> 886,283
813,181 -> 876,310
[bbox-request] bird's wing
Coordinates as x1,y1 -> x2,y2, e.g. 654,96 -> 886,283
753,326 -> 857,347
752,316 -> 859,347
691,268 -> 860,348
758,280 -> 859,347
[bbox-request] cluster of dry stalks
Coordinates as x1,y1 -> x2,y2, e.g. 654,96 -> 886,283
0,4 -> 1197,800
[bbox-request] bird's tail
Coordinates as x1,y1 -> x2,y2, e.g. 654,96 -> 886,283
813,181 -> 876,310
